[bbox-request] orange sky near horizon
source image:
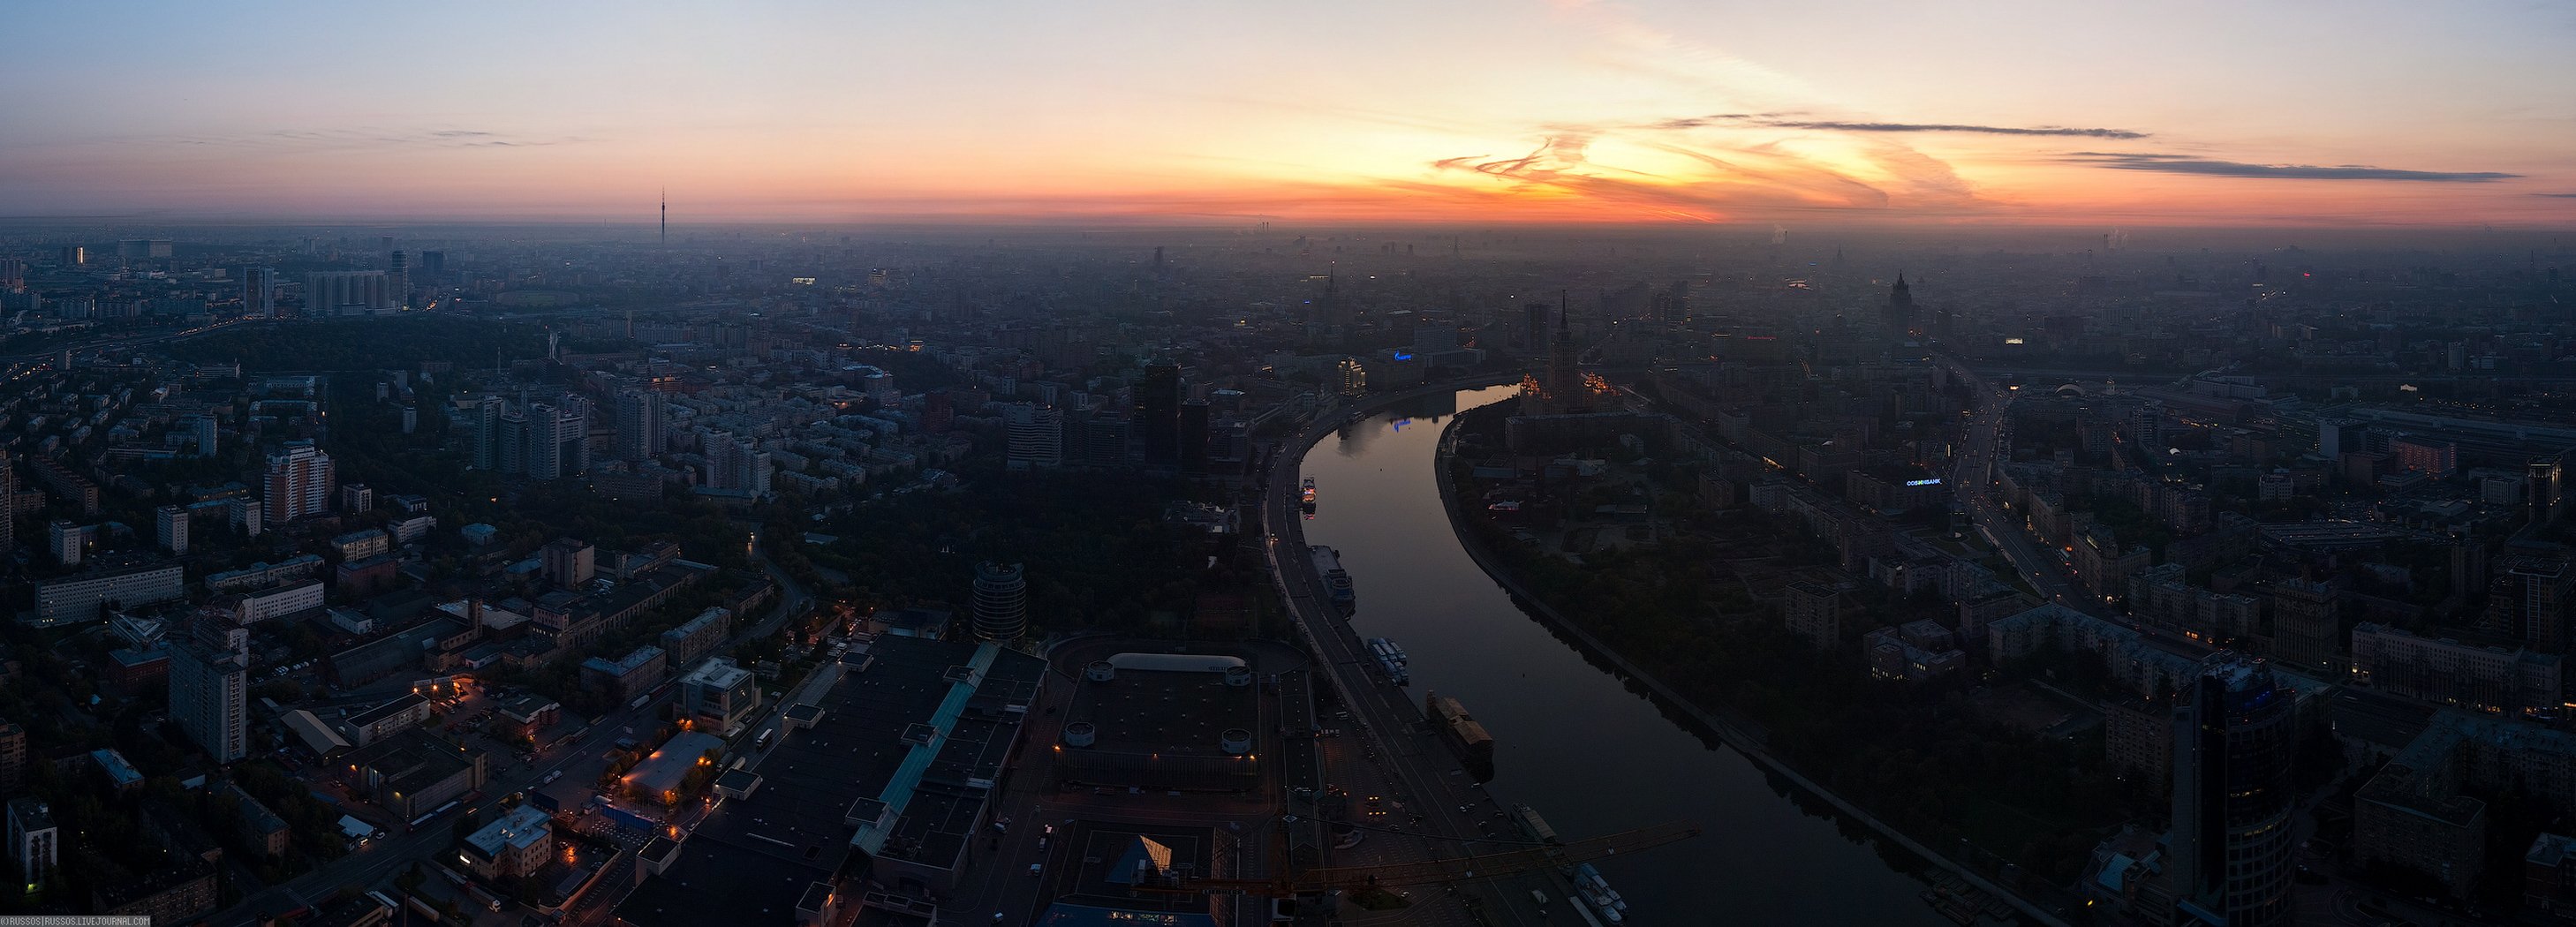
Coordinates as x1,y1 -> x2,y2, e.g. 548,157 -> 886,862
2,1 -> 2571,227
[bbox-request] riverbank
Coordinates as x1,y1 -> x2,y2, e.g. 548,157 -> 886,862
1431,407 -> 2078,927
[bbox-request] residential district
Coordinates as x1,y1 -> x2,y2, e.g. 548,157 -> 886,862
0,226 -> 2572,927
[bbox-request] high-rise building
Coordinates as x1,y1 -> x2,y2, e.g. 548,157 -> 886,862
302,270 -> 392,315
1881,274 -> 1915,336
1137,361 -> 1182,467
190,415 -> 219,457
387,250 -> 410,309
702,432 -> 769,494
243,266 -> 275,317
525,403 -> 568,479
971,561 -> 1029,643
262,441 -> 335,524
169,622 -> 250,764
1179,399 -> 1210,474
472,395 -> 505,470
47,520 -> 88,567
2171,654 -> 2297,927
2267,577 -> 2343,675
0,721 -> 22,794
7,797 -> 56,896
0,257 -> 25,290
1002,403 -> 1063,471
616,388 -> 664,461
155,504 -> 189,555
2489,554 -> 2573,652
0,453 -> 11,556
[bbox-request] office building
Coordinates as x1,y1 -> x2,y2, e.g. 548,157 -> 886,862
8,798 -> 56,896
155,505 -> 189,554
170,624 -> 250,764
263,441 -> 336,524
1002,403 -> 1063,470
2171,654 -> 2297,927
678,657 -> 761,733
972,561 -> 1028,643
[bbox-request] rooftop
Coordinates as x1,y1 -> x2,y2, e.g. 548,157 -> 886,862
463,804 -> 553,859
1065,657 -> 1258,757
616,636 -> 1044,927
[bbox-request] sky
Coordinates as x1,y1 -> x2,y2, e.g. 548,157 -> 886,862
4,0 -> 2573,226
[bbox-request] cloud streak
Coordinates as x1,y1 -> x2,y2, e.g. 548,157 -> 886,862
2066,152 -> 2519,182
1649,113 -> 2149,139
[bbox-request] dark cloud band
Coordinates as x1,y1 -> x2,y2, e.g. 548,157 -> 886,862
2066,152 -> 2518,182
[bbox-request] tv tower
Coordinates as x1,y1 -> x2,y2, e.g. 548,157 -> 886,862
660,188 -> 667,246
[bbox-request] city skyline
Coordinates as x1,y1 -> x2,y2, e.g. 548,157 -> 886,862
4,0 -> 2573,226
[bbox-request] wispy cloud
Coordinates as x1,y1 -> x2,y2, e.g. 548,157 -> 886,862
2066,152 -> 2519,182
2534,192 -> 2576,198
1424,127 -> 1993,221
1651,114 -> 2149,139
161,128 -> 574,151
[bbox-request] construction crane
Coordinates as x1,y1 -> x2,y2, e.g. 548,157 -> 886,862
1145,820 -> 1700,898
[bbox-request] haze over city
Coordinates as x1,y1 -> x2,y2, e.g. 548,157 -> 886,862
7,4 -> 2576,927
5,0 -> 2574,224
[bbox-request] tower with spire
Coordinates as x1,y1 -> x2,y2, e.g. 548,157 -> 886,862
660,188 -> 667,246
1881,273 -> 1915,337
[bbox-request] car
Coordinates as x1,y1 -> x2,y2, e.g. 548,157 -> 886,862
1028,863 -> 1042,877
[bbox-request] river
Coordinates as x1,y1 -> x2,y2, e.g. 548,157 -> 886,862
1297,385 -> 1947,925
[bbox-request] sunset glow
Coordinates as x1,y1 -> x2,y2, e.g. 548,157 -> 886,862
4,0 -> 2571,225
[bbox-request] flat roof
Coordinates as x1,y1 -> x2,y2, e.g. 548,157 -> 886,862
624,731 -> 726,799
616,636 -> 1044,927
464,804 -> 553,858
344,692 -> 427,729
1066,663 -> 1258,757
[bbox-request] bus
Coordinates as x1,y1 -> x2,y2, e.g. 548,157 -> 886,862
364,891 -> 400,914
755,727 -> 775,750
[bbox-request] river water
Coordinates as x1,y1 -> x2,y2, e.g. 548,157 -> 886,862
1297,385 -> 1946,925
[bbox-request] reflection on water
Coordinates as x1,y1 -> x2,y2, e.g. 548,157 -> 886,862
1299,386 -> 1945,925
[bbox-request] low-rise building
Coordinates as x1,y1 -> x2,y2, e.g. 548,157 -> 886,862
2351,622 -> 2562,715
239,580 -> 326,623
1862,620 -> 1966,682
659,607 -> 731,667
341,693 -> 431,746
341,729 -> 487,820
459,804 -> 553,879
2355,742 -> 2487,900
30,561 -> 186,627
677,658 -> 760,733
582,645 -> 668,704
